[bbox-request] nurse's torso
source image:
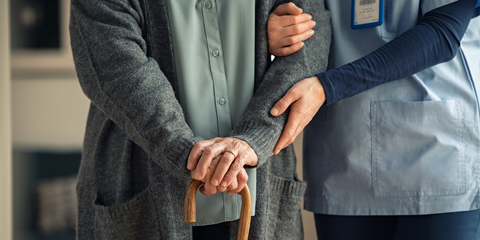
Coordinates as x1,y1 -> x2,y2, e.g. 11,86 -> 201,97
303,0 -> 480,216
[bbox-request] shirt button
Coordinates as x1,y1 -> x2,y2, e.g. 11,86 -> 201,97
212,49 -> 219,57
219,98 -> 226,105
205,1 -> 212,9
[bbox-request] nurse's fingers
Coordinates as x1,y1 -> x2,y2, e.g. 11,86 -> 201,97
270,42 -> 303,58
279,28 -> 315,46
278,118 -> 304,154
282,20 -> 316,37
270,83 -> 300,117
273,108 -> 302,155
274,14 -> 313,27
271,28 -> 314,56
268,9 -> 315,56
269,19 -> 315,54
272,2 -> 303,16
271,77 -> 326,155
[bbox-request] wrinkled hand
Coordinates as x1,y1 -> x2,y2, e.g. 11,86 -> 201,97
188,138 -> 258,192
270,76 -> 326,155
268,2 -> 316,57
195,153 -> 249,196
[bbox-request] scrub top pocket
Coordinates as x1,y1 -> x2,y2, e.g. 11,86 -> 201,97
371,100 -> 466,198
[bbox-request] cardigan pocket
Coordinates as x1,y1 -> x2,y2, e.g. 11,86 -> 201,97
93,187 -> 161,240
266,174 -> 307,240
371,100 -> 466,197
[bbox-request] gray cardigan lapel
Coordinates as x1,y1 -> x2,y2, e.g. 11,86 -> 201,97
143,0 -> 181,100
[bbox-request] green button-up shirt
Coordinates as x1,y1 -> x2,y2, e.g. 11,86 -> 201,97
166,0 -> 256,226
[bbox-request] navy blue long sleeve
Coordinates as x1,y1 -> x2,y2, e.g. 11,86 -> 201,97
319,0 -> 478,106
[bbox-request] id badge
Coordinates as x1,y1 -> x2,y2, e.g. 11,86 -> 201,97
351,0 -> 384,30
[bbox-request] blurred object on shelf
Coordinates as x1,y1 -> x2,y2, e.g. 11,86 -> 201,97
10,0 -> 75,75
10,0 -> 60,50
13,150 -> 81,240
37,175 -> 77,233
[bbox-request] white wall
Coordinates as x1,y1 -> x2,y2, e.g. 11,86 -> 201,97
12,78 -> 90,150
0,0 -> 13,239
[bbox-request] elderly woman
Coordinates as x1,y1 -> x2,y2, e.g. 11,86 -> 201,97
69,0 -> 330,239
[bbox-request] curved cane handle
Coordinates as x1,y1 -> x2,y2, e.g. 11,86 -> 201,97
184,180 -> 251,240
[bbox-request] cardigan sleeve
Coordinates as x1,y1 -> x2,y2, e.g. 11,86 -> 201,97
229,0 -> 332,166
70,0 -> 202,180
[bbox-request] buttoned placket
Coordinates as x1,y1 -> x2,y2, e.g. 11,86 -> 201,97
201,0 -> 239,221
202,0 -> 233,137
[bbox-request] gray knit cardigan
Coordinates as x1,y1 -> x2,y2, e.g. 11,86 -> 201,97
70,0 -> 330,239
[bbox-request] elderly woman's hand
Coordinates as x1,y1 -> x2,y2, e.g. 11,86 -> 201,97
188,138 -> 257,193
194,153 -> 249,196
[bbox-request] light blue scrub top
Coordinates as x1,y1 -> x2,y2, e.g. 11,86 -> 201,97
304,0 -> 480,216
166,0 -> 256,226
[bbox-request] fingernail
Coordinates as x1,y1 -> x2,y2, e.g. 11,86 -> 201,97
221,182 -> 227,187
271,108 -> 279,116
269,153 -> 274,157
309,30 -> 314,35
312,21 -> 316,27
308,15 -> 312,20
274,150 -> 279,155
212,179 -> 219,186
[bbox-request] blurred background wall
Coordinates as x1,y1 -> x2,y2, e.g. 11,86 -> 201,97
8,0 -> 316,239
10,0 -> 89,239
1,0 -> 13,239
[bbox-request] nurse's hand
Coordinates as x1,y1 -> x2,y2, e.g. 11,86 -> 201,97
188,137 -> 258,191
270,76 -> 325,155
195,154 -> 249,196
268,2 -> 316,57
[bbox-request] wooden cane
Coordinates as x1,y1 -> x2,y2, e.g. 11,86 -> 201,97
184,179 -> 252,240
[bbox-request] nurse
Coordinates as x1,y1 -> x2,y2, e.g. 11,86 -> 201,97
268,0 -> 480,239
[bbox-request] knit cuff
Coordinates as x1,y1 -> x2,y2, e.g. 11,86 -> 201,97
157,136 -> 204,180
230,119 -> 279,167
